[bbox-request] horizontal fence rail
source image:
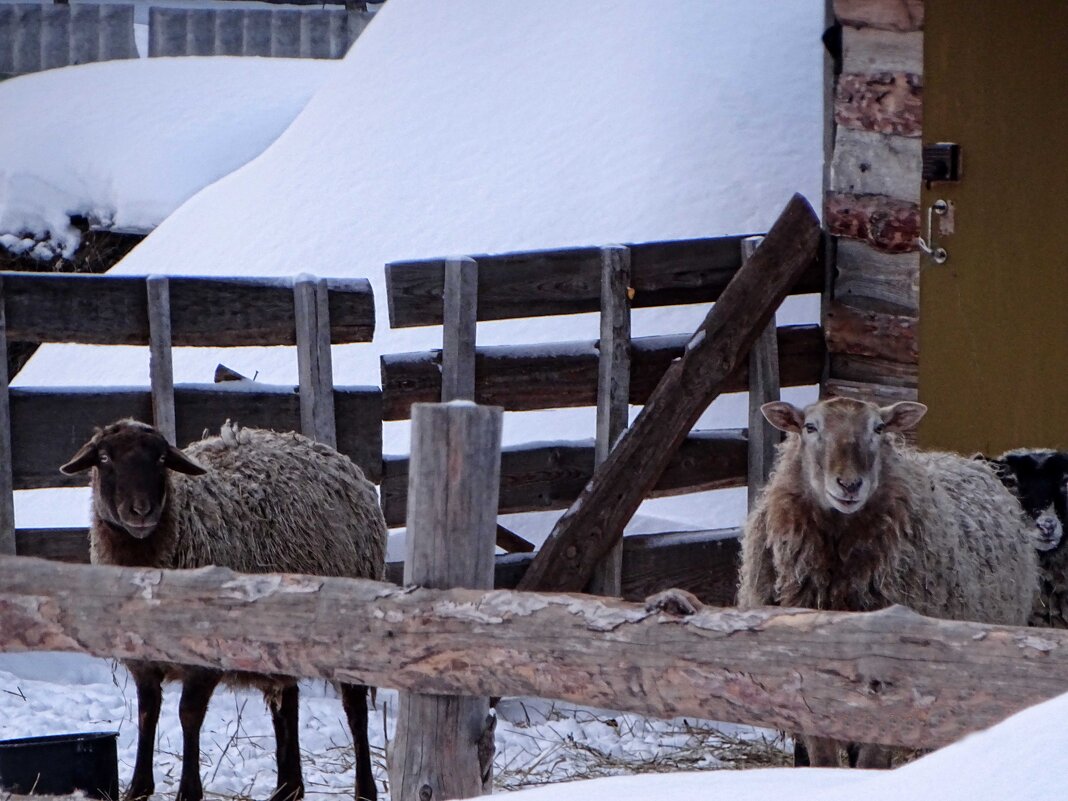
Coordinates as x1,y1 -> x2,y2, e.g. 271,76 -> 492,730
3,557 -> 1068,751
385,235 -> 824,328
13,527 -> 743,606
1,272 -> 375,346
10,383 -> 382,487
381,324 -> 824,419
382,429 -> 747,527
0,3 -> 136,77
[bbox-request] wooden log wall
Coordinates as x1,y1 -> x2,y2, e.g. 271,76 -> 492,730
825,0 -> 922,405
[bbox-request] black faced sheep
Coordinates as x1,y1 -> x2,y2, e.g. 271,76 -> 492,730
61,419 -> 387,801
977,449 -> 1068,627
737,397 -> 1038,769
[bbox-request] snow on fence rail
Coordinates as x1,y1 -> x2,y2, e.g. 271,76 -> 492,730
0,3 -> 136,78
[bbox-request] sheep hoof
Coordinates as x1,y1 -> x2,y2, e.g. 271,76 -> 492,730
645,588 -> 703,616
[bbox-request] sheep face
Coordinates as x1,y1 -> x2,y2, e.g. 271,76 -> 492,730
61,421 -> 206,539
762,397 -> 927,515
988,450 -> 1068,552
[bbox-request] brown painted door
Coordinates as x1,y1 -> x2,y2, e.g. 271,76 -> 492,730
918,1 -> 1068,454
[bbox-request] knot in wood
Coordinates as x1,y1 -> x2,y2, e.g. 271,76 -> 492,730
564,545 -> 578,560
419,784 -> 433,801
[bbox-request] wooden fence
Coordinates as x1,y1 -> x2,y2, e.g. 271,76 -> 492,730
0,3 -> 136,77
0,271 -> 379,557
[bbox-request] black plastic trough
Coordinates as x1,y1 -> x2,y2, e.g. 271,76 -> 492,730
0,731 -> 119,799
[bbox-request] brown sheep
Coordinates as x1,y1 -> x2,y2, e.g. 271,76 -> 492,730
61,419 -> 386,801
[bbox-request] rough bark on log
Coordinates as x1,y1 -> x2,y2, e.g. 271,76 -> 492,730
835,0 -> 924,32
825,300 -> 918,364
825,192 -> 920,253
841,26 -> 922,74
516,194 -> 821,593
835,72 -> 922,137
3,557 -> 1068,751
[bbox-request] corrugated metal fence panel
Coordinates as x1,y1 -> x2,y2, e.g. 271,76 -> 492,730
0,3 -> 136,77
148,7 -> 367,59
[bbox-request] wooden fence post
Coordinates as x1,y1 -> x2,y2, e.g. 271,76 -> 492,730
294,275 -> 337,448
146,276 -> 177,444
390,402 -> 502,800
744,236 -> 781,512
588,245 -> 631,596
441,257 -> 478,403
0,277 -> 14,555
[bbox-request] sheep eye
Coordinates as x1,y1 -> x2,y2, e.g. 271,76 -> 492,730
99,452 -> 110,464
874,423 -> 886,434
158,454 -> 167,464
803,423 -> 818,434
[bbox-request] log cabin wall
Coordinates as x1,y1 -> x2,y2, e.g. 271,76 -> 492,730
824,0 -> 923,405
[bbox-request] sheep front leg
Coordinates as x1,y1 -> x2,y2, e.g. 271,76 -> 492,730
126,662 -> 164,801
269,683 -> 305,801
176,668 -> 222,801
341,683 -> 377,801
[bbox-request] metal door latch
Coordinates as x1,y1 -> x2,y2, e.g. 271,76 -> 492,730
918,199 -> 950,264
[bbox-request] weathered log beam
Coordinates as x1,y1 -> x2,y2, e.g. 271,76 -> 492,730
834,0 -> 923,33
825,300 -> 918,365
380,325 -> 824,420
1,272 -> 374,346
825,192 -> 920,254
3,556 -> 1068,751
517,194 -> 821,593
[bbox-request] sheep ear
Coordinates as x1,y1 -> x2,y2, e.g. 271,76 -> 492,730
165,445 -> 207,476
60,441 -> 98,475
761,402 -> 804,433
879,401 -> 927,432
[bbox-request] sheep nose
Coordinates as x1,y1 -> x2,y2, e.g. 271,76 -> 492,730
836,477 -> 863,495
130,500 -> 152,517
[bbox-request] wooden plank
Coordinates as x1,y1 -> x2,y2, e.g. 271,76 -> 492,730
384,235 -> 825,328
829,353 -> 919,390
10,384 -> 382,489
589,246 -> 631,597
744,237 -> 780,513
18,526 -> 743,608
824,378 -> 919,405
146,276 -> 177,444
0,277 -> 13,555
516,194 -> 822,593
825,191 -> 920,253
294,277 -> 338,448
830,128 -> 922,202
835,72 -> 922,137
834,238 -> 919,315
441,258 -> 478,402
841,26 -> 923,74
392,403 -> 502,800
495,525 -> 534,554
824,299 -> 918,364
381,324 -> 825,420
6,558 -> 1068,751
0,273 -> 374,346
834,0 -> 923,32
381,429 -> 748,528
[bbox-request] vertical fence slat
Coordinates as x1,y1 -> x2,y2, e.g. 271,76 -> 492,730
328,10 -> 349,58
98,3 -> 135,62
242,9 -> 270,57
0,7 -> 16,75
270,9 -> 300,58
441,257 -> 478,403
70,4 -> 100,65
40,5 -> 71,70
392,402 -> 502,800
14,5 -> 42,75
146,276 -> 177,444
294,276 -> 337,449
188,8 -> 215,56
745,235 -> 780,512
588,245 -> 632,597
0,277 -> 16,555
216,9 -> 242,56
